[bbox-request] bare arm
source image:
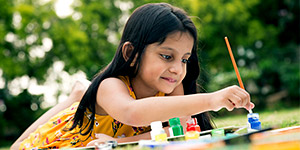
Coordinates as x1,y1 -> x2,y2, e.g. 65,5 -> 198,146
98,78 -> 253,127
86,82 -> 187,146
166,83 -> 190,133
11,79 -> 90,150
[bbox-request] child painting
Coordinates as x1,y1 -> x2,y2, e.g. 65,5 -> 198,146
11,3 -> 253,149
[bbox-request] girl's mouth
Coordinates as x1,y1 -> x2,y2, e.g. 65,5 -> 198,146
161,77 -> 177,83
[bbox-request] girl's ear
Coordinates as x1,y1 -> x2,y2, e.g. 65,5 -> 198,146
122,42 -> 134,62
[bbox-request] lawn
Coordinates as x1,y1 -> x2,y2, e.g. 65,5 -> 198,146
213,107 -> 300,129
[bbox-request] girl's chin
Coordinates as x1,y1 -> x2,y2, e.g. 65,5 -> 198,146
160,87 -> 176,94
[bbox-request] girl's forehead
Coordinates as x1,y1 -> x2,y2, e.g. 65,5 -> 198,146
165,31 -> 194,41
145,32 -> 194,56
159,31 -> 194,52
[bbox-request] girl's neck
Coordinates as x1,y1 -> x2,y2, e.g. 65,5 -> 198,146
130,77 -> 158,99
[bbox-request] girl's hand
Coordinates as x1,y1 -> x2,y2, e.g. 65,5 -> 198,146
210,85 -> 254,111
86,133 -> 115,146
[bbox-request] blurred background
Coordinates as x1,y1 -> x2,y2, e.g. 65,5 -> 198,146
0,0 -> 299,147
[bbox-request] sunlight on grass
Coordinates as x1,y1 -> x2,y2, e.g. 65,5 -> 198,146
214,107 -> 300,128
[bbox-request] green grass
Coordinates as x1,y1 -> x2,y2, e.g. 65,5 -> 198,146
214,107 -> 300,129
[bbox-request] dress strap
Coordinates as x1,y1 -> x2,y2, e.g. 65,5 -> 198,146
118,76 -> 136,99
118,76 -> 165,98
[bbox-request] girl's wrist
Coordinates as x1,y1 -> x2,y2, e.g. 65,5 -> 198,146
205,92 -> 218,112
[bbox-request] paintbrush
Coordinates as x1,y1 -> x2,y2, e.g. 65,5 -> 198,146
224,36 -> 253,114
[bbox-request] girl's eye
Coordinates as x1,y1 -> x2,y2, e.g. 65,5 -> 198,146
160,54 -> 172,60
181,59 -> 189,63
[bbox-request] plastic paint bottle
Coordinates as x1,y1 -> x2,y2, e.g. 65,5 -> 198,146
186,117 -> 201,132
185,118 -> 200,140
211,128 -> 225,138
150,121 -> 167,142
95,141 -> 113,150
247,113 -> 261,132
168,117 -> 184,137
185,131 -> 199,141
154,132 -> 168,142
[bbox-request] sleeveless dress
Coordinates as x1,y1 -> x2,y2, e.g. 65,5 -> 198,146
19,76 -> 165,149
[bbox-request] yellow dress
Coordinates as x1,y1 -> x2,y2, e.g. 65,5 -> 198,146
19,76 -> 165,149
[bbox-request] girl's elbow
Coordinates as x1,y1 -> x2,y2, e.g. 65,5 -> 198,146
125,108 -> 147,126
11,141 -> 20,150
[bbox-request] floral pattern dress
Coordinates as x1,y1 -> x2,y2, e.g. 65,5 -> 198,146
19,76 -> 165,150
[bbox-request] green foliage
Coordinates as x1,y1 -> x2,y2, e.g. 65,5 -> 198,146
177,0 -> 299,110
0,0 -> 123,146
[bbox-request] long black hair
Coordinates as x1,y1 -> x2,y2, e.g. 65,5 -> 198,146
68,3 -> 214,137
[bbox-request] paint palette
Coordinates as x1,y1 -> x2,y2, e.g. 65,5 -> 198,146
71,126 -> 300,149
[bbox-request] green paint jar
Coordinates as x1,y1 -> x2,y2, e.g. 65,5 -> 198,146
211,128 -> 225,138
168,117 -> 184,137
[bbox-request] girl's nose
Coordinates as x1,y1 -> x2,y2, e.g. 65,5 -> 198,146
169,61 -> 183,75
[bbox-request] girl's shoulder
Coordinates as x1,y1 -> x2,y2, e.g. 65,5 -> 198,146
99,76 -> 135,98
100,76 -> 130,89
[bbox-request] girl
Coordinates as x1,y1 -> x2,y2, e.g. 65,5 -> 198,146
12,3 -> 253,149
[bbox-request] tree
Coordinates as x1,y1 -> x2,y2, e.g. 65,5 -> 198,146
0,0 -> 125,146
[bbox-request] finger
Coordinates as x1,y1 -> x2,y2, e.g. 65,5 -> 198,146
87,140 -> 97,146
225,99 -> 235,111
95,133 -> 102,139
250,102 -> 255,109
227,86 -> 246,106
228,94 -> 244,108
234,92 -> 247,106
235,89 -> 250,107
246,102 -> 255,110
95,133 -> 114,140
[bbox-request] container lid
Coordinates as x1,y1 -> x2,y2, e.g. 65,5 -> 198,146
186,118 -> 198,126
247,113 -> 259,119
169,117 -> 181,126
150,121 -> 163,130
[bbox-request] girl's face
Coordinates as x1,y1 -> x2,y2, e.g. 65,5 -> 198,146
132,31 -> 194,97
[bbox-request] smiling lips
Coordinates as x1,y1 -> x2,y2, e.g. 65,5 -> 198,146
161,77 -> 177,83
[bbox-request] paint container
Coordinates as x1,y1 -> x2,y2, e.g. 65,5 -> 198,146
150,121 -> 167,142
185,118 -> 201,140
95,141 -> 112,150
185,131 -> 199,141
211,128 -> 225,138
106,141 -> 117,148
169,117 -> 184,137
186,117 -> 201,132
247,113 -> 261,132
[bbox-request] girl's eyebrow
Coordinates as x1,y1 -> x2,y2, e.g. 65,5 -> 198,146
160,46 -> 191,56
